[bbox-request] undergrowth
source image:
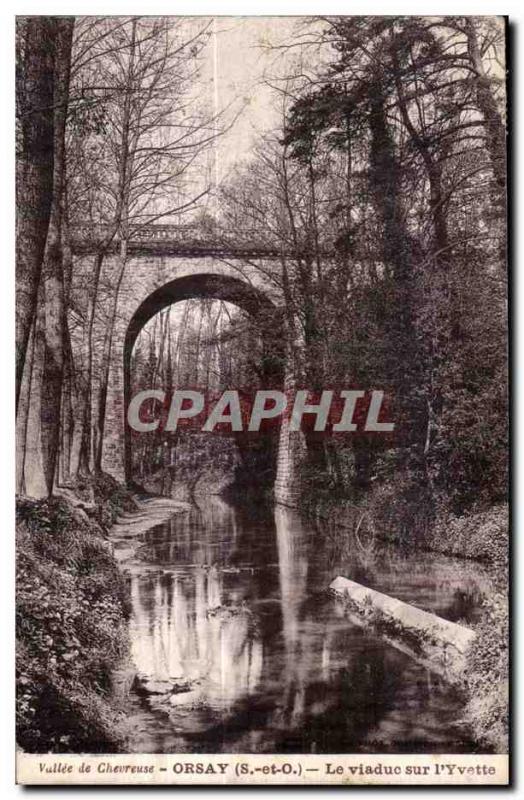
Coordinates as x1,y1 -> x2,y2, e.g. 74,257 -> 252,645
16,474 -> 133,753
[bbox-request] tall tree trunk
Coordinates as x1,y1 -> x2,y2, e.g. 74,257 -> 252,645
367,84 -> 426,448
94,247 -> 127,471
39,17 -> 75,495
77,251 -> 105,475
368,86 -> 412,283
58,322 -> 76,484
94,18 -> 137,473
392,39 -> 460,477
16,17 -> 74,497
16,298 -> 47,497
57,188 -> 75,483
15,17 -> 55,408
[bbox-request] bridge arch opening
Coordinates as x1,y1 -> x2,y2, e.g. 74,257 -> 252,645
123,273 -> 286,490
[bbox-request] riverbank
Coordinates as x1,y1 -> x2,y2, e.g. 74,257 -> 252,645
16,474 -> 137,753
426,507 -> 508,754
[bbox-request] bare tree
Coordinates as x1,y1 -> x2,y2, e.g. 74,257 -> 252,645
15,18 -> 55,407
65,16 -> 219,475
16,16 -> 75,497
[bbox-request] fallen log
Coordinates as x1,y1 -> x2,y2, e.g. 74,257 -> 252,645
330,575 -> 476,683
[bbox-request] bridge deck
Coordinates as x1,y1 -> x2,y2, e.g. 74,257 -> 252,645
70,224 -> 288,260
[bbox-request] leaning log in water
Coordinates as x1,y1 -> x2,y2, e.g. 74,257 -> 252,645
330,576 -> 476,683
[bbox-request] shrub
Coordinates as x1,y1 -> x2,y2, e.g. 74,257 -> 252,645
428,505 -> 508,568
462,592 -> 509,753
16,494 -> 130,753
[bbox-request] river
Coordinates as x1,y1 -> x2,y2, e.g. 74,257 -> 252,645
112,494 -> 490,754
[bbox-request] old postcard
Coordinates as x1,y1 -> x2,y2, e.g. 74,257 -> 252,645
15,15 -> 509,785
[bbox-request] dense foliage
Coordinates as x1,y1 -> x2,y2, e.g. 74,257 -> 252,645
220,16 -> 507,534
462,591 -> 509,753
16,479 -> 133,753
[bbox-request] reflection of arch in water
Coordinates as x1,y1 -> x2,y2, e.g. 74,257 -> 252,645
123,273 -> 285,483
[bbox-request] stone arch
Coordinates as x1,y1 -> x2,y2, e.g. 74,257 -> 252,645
123,272 -> 286,486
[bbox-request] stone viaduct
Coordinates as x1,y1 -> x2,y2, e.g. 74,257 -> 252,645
72,224 -> 305,507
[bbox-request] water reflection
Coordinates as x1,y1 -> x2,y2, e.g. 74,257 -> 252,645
122,496 -> 486,754
273,507 -> 310,730
130,501 -> 262,710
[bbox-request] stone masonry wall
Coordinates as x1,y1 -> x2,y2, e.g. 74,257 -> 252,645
81,251 -> 303,506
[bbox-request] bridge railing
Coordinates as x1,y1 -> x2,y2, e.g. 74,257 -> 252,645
72,223 -> 270,242
70,223 -> 287,257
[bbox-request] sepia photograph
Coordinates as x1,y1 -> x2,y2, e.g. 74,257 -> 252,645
14,12 -> 508,785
